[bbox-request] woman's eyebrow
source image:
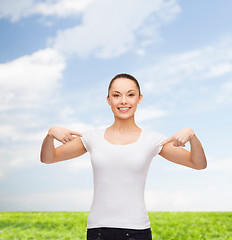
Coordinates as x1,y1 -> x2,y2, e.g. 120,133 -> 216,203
112,89 -> 135,93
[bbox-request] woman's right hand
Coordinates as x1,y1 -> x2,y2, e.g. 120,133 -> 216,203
48,126 -> 83,144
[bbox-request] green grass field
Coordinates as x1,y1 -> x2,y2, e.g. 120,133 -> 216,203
0,212 -> 231,239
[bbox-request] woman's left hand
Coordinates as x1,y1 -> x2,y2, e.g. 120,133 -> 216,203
160,128 -> 195,147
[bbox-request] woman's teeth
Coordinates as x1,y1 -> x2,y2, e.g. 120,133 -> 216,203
118,107 -> 131,112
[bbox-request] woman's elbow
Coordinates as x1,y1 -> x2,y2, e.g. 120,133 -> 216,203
40,154 -> 54,164
195,161 -> 207,170
40,158 -> 52,164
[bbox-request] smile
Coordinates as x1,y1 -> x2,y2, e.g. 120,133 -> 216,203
117,107 -> 131,112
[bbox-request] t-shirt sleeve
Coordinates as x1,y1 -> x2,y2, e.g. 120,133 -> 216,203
152,131 -> 168,156
80,129 -> 92,152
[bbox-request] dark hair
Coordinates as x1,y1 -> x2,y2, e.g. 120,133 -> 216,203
107,73 -> 141,98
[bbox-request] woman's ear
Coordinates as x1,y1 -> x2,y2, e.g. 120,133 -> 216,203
138,94 -> 143,104
106,96 -> 111,106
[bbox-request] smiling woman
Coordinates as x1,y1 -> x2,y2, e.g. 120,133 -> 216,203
40,72 -> 207,240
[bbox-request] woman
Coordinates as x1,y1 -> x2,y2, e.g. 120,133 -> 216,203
40,73 -> 207,240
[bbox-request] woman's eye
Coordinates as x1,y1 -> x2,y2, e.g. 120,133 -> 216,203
113,94 -> 134,97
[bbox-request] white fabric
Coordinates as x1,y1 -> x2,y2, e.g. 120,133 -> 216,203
80,127 -> 167,230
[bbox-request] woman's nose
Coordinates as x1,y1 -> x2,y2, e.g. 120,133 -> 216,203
121,96 -> 127,103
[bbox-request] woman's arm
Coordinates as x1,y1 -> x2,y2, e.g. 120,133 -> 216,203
40,126 -> 86,164
189,134 -> 207,169
159,128 -> 207,170
40,132 -> 55,164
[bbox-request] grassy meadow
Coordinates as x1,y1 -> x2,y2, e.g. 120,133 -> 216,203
0,211 -> 231,239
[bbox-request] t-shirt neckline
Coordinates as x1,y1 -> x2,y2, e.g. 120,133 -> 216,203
102,127 -> 143,146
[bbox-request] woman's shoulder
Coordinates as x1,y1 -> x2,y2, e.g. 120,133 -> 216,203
143,128 -> 168,141
81,126 -> 103,138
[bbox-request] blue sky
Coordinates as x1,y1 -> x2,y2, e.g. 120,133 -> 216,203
0,0 -> 231,211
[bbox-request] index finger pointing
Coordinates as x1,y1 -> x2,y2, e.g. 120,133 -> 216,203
69,131 -> 83,137
160,138 -> 171,146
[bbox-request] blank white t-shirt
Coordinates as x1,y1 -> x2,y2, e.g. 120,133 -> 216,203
80,127 -> 167,230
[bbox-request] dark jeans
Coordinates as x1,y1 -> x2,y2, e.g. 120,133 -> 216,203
86,227 -> 152,240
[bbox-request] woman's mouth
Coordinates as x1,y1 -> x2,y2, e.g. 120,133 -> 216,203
117,107 -> 131,113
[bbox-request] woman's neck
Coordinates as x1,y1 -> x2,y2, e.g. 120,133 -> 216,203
109,117 -> 140,133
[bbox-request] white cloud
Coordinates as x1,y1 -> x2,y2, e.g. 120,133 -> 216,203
205,63 -> 232,78
0,48 -> 66,111
0,0 -> 33,22
52,0 -> 181,58
206,156 -> 232,171
33,0 -> 95,17
0,143 -> 39,180
0,0 -> 95,22
0,48 -> 66,178
136,105 -> 169,121
221,80 -> 232,90
0,170 -> 4,179
0,189 -> 93,211
145,188 -> 232,211
214,79 -> 232,105
1,0 -> 181,58
135,49 -> 146,57
135,38 -> 232,96
145,190 -> 201,211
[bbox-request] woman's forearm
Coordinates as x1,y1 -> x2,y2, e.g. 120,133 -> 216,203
40,130 -> 55,164
190,135 -> 207,169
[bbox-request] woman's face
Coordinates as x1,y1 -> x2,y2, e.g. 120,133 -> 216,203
107,78 -> 143,119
